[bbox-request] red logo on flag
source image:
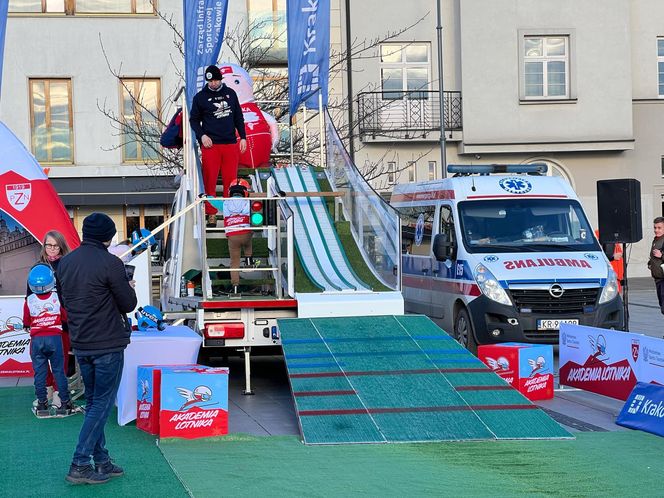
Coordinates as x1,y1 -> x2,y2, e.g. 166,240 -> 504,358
632,340 -> 640,362
6,183 -> 32,212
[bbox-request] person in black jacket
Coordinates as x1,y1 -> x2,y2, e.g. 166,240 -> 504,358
648,216 -> 664,314
57,213 -> 137,485
189,64 -> 247,227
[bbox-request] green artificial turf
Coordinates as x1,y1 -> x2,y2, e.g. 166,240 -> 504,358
0,387 -> 186,498
159,431 -> 664,497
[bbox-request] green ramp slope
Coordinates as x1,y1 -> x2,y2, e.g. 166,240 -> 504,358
278,315 -> 572,444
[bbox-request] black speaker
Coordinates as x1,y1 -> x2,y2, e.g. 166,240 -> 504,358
597,179 -> 642,244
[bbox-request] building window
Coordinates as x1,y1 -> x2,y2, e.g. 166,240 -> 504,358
9,0 -> 155,14
9,0 -> 66,13
29,79 -> 74,164
661,156 -> 664,177
407,161 -> 416,182
658,39 -> 664,97
428,161 -> 436,180
247,0 -> 287,62
387,161 -> 396,185
121,78 -> 161,163
523,36 -> 569,99
380,43 -> 430,100
251,67 -> 288,118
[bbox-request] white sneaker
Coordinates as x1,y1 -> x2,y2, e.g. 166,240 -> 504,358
51,391 -> 62,409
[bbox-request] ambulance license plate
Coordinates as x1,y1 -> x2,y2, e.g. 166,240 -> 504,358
537,319 -> 579,330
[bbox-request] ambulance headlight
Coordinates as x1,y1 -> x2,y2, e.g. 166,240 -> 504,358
599,268 -> 619,304
473,263 -> 511,306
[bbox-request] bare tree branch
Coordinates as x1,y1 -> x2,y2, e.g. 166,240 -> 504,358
98,8 -> 430,185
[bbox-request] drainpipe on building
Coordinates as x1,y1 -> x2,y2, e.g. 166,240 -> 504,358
345,0 -> 355,162
436,0 -> 447,178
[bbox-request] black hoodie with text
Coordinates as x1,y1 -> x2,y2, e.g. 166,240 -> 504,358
189,83 -> 246,145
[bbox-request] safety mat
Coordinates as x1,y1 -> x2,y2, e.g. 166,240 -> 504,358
278,315 -> 572,444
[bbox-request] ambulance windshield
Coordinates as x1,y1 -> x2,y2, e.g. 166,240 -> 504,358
458,199 -> 600,253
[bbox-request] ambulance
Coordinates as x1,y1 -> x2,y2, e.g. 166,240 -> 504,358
391,164 -> 623,351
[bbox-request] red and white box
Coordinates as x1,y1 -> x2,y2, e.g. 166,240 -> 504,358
136,364 -> 204,435
159,367 -> 229,439
478,342 -> 554,401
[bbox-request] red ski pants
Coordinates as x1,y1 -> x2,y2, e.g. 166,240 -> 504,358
201,143 -> 240,215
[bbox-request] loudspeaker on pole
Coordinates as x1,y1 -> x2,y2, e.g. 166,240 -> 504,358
596,179 -> 643,244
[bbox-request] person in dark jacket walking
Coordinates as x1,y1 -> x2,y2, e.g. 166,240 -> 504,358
57,213 -> 137,485
648,216 -> 664,315
189,64 -> 247,227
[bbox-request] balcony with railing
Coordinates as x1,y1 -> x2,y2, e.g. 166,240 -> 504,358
357,90 -> 462,142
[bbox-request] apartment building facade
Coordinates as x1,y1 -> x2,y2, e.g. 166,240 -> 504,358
1,0 -> 187,245
345,0 -> 664,276
1,0 -> 662,276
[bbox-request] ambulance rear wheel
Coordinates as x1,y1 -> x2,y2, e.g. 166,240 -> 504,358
454,308 -> 477,354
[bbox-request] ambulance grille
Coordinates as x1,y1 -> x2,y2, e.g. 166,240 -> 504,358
509,287 -> 599,314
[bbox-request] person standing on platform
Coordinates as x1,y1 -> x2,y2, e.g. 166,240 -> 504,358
57,213 -> 137,485
26,230 -> 72,409
24,264 -> 73,417
223,179 -> 254,294
648,216 -> 664,315
189,64 -> 247,228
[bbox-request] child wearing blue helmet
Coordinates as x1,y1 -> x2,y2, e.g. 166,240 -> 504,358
23,263 -> 73,417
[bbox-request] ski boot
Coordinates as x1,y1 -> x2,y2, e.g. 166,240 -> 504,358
56,400 -> 75,416
34,400 -> 51,418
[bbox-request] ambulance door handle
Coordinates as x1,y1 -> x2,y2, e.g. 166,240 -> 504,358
421,268 -> 429,275
433,269 -> 439,277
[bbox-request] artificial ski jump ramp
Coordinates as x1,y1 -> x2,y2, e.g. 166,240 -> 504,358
273,165 -> 403,318
278,315 -> 573,445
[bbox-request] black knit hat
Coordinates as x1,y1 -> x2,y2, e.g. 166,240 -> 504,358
204,65 -> 223,82
82,212 -> 116,242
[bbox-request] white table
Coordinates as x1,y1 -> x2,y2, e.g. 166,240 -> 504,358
116,325 -> 202,425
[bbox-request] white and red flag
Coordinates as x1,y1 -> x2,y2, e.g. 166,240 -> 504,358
0,121 -> 79,249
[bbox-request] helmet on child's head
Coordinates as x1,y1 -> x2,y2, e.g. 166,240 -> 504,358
134,305 -> 165,331
229,178 -> 250,197
28,264 -> 55,295
229,178 -> 251,191
229,184 -> 249,198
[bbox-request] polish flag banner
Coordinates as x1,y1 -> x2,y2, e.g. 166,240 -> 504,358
0,121 -> 79,249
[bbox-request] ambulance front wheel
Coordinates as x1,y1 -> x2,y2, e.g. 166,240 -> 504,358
454,308 -> 477,354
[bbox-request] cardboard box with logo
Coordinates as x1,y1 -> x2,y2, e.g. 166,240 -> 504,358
159,367 -> 229,439
136,364 -> 210,435
478,343 -> 554,401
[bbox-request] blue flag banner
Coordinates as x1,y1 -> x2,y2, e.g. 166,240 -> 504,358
0,0 -> 9,97
616,382 -> 664,438
287,0 -> 330,120
183,0 -> 229,109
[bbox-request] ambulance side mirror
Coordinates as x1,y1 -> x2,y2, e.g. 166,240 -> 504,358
433,233 -> 456,261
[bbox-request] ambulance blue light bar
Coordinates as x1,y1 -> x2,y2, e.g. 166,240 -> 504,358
447,163 -> 548,175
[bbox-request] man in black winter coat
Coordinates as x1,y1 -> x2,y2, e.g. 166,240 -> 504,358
57,212 -> 137,485
189,64 -> 247,227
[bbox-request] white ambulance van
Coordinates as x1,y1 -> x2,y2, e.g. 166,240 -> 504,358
391,164 -> 623,351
